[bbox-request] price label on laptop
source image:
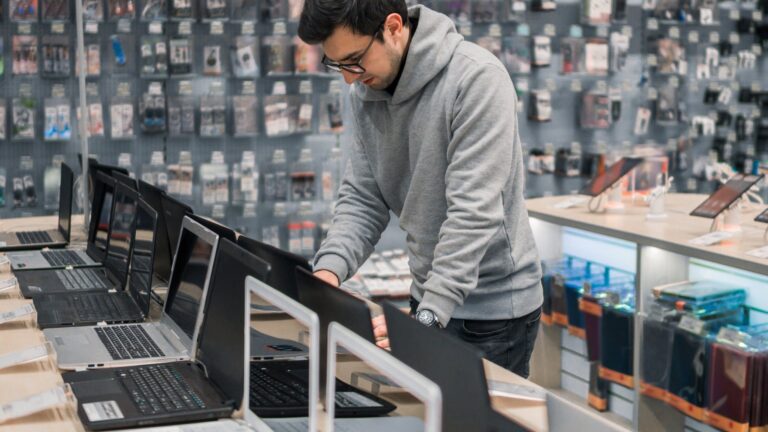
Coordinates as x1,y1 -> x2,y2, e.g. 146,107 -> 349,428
747,245 -> 768,259
688,231 -> 733,246
0,304 -> 35,324
0,386 -> 67,423
0,278 -> 18,292
0,344 -> 48,371
83,401 -> 124,422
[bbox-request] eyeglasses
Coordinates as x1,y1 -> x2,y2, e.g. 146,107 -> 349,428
322,27 -> 381,74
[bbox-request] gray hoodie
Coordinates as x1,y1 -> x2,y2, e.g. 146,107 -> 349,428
314,5 -> 543,325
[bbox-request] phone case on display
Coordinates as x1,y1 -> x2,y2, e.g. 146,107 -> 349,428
668,326 -> 710,419
294,37 -> 324,74
706,343 -> 754,429
231,36 -> 259,77
42,0 -> 69,20
502,36 -> 531,74
12,36 -> 39,75
588,361 -> 610,411
169,0 -> 193,20
203,45 -> 223,76
260,0 -> 287,21
233,95 -> 259,137
641,317 -> 675,401
108,0 -> 135,19
472,0 -> 498,23
599,304 -> 635,388
12,98 -> 36,140
10,0 -> 39,21
83,0 -> 104,20
263,35 -> 293,75
140,0 -> 166,20
560,38 -> 583,74
23,174 -> 37,207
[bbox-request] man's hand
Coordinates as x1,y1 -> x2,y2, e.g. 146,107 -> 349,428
372,314 -> 389,349
313,270 -> 340,287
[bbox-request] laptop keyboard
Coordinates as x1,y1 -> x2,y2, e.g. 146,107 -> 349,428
70,293 -> 134,322
16,230 -> 54,244
251,365 -> 382,412
250,365 -> 309,408
42,250 -> 86,267
55,268 -> 107,291
117,364 -> 205,415
94,325 -> 166,360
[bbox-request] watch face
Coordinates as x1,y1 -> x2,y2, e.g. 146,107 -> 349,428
417,310 -> 436,327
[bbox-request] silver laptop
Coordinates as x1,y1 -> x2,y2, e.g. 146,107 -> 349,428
248,276 -> 440,432
44,216 -> 220,370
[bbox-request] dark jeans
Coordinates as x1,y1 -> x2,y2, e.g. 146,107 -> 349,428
410,297 -> 541,378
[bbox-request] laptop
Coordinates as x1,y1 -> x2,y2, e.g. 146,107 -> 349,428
383,302 -> 528,432
33,199 -> 158,329
112,170 -> 139,190
63,240 -> 248,430
0,162 -> 73,252
16,182 -> 139,299
44,217 -> 220,370
137,180 -> 173,283
237,235 -> 312,302
189,214 -> 237,243
247,269 -> 395,419
8,170 -> 116,270
159,192 -> 194,261
78,155 -> 129,204
322,322 -> 443,432
196,236 -> 307,361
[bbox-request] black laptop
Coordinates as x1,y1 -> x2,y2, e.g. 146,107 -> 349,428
159,192 -> 194,260
237,235 -> 312,301
383,303 -> 527,432
0,163 -> 73,252
112,170 -> 139,190
247,267 -> 395,418
137,180 -> 173,283
63,241 -> 249,430
9,170 -> 117,271
78,155 -> 129,205
16,183 -> 138,298
33,199 -> 158,329
189,214 -> 237,243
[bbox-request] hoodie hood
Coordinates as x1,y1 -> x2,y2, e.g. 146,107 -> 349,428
354,5 -> 464,104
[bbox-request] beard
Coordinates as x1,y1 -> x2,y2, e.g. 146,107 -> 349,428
369,45 -> 403,91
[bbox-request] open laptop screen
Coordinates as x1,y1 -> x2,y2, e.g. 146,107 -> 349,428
57,163 -> 74,239
160,194 -> 193,260
92,172 -> 117,257
237,235 -> 311,300
129,199 -> 157,316
138,180 -> 172,282
104,184 -> 138,287
165,222 -> 216,339
198,239 -> 270,410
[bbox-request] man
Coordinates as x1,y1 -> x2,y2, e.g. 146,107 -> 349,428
298,0 -> 543,377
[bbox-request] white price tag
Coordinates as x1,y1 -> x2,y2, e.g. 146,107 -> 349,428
272,82 -> 287,96
570,80 -> 582,92
543,24 -> 556,37
51,23 -> 65,34
117,19 -> 131,33
647,18 -> 658,31
553,196 -> 588,209
242,80 -> 256,95
83,401 -> 124,422
754,11 -> 763,21
747,246 -> 768,259
18,24 -> 32,34
0,386 -> 68,423
85,22 -> 99,34
179,21 -> 192,35
678,315 -> 705,335
149,21 -> 163,34
241,21 -> 255,35
647,54 -> 658,66
0,278 -> 18,292
729,33 -> 740,44
210,21 -> 224,35
688,231 -> 734,246
669,27 -> 680,39
596,26 -> 608,38
0,345 -> 48,370
688,31 -> 699,43
273,21 -> 287,35
729,9 -> 740,20
709,32 -> 720,44
0,304 -> 35,324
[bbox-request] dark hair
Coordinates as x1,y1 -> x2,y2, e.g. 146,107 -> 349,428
298,0 -> 408,44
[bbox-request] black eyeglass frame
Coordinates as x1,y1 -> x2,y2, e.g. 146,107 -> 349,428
321,23 -> 385,74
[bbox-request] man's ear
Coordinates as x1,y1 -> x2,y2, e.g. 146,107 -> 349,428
383,12 -> 404,38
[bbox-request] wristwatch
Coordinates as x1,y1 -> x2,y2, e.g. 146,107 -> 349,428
416,309 -> 442,328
